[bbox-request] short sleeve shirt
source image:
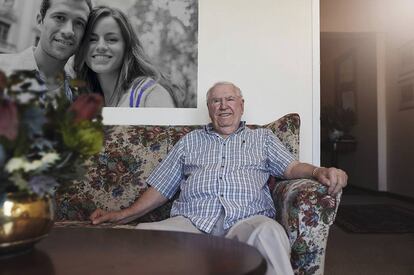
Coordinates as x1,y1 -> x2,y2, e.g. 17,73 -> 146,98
147,122 -> 296,233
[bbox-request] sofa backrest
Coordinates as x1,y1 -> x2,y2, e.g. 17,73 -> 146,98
55,113 -> 300,222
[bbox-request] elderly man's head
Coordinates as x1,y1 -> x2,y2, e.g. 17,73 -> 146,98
206,82 -> 244,138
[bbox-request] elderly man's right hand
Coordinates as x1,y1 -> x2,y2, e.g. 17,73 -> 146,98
90,208 -> 125,225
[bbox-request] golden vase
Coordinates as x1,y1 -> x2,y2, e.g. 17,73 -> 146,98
0,192 -> 55,255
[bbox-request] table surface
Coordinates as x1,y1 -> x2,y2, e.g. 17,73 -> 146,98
0,227 -> 266,275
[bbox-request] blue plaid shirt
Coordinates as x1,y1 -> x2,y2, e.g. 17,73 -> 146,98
147,122 -> 295,233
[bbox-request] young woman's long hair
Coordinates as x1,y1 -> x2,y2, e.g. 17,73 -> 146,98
74,6 -> 177,107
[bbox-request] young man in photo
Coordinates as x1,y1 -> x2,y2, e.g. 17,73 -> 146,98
0,0 -> 92,101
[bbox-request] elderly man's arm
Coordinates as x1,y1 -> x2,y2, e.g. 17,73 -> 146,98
90,186 -> 168,225
283,161 -> 348,195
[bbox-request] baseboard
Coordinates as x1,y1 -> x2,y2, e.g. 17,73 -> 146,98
346,184 -> 414,204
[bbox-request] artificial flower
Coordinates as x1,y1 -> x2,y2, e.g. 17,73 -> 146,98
5,152 -> 60,173
22,107 -> 47,138
0,70 -> 104,197
28,176 -> 58,197
23,152 -> 60,173
68,94 -> 104,123
62,121 -> 103,156
5,157 -> 25,173
40,152 -> 60,164
0,99 -> 19,141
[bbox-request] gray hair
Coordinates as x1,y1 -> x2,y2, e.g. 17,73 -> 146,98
206,81 -> 243,103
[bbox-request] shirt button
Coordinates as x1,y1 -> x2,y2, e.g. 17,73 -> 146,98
221,165 -> 224,168
220,194 -> 224,197
219,176 -> 222,180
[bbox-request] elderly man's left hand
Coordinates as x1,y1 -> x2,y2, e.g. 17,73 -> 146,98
313,167 -> 348,196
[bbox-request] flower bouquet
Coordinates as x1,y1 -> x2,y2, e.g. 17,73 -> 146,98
0,69 -> 104,253
0,70 -> 104,196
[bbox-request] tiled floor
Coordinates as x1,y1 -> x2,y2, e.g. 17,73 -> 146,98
324,186 -> 414,275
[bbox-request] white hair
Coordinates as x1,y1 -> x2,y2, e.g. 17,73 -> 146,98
206,81 -> 243,103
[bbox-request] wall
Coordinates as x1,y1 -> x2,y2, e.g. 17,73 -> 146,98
386,33 -> 414,197
320,0 -> 414,198
7,0 -> 40,52
0,0 -> 320,163
104,0 -> 320,164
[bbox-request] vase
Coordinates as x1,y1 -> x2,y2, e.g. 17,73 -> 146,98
0,192 -> 55,256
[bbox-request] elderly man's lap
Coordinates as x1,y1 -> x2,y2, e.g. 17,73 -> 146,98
226,215 -> 293,275
137,215 -> 293,275
136,216 -> 203,234
136,215 -> 287,238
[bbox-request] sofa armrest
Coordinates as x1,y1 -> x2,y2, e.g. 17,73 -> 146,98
272,178 -> 342,275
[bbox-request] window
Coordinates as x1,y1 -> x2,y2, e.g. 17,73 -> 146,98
0,21 -> 10,42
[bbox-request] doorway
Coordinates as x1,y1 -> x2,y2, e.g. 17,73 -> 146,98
320,32 -> 379,191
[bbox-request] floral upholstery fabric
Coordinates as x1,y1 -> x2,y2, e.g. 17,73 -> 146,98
54,113 -> 341,275
272,179 -> 341,275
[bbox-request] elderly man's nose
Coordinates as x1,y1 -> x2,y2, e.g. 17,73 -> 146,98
219,99 -> 228,108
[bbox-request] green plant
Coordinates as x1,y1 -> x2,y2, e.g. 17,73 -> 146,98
321,106 -> 357,134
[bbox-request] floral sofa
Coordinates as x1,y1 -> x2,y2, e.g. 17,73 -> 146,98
55,113 -> 341,275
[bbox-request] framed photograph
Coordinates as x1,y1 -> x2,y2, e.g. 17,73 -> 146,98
0,0 -> 199,108
399,40 -> 414,77
398,75 -> 414,111
335,49 -> 357,113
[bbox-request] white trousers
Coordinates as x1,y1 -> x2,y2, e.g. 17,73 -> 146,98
137,215 -> 294,275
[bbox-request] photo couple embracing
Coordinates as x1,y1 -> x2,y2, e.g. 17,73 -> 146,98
0,0 -> 178,108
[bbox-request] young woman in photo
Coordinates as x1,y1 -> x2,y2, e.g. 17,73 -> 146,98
75,6 -> 177,107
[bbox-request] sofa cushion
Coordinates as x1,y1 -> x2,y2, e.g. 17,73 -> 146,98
55,113 -> 300,222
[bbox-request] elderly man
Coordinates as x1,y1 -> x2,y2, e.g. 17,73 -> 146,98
0,0 -> 92,101
90,82 -> 348,275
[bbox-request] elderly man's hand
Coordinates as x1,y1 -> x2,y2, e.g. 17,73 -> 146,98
313,167 -> 348,196
90,208 -> 125,225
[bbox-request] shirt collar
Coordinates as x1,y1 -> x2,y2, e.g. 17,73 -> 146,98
205,121 -> 246,136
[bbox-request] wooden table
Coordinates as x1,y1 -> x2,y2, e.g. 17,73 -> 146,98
0,227 -> 266,275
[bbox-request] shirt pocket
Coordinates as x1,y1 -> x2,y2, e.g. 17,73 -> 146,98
237,145 -> 265,168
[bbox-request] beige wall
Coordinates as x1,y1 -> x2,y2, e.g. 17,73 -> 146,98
1,0 -> 321,163
321,0 -> 414,198
104,0 -> 321,164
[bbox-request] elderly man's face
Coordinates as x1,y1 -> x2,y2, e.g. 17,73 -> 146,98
207,84 -> 244,138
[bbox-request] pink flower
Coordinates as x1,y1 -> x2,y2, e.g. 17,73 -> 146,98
68,94 -> 104,123
320,196 -> 336,209
0,99 -> 19,141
